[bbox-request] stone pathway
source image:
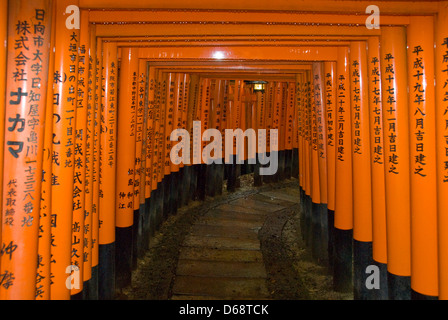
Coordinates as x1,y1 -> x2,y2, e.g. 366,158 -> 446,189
171,187 -> 300,300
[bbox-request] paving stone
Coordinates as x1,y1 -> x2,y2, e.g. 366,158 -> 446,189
259,190 -> 300,204
229,197 -> 286,213
172,276 -> 270,299
183,235 -> 261,250
249,193 -> 297,207
179,247 -> 264,263
176,260 -> 267,278
190,224 -> 260,240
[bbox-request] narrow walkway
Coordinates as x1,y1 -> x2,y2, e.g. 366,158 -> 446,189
171,187 -> 301,300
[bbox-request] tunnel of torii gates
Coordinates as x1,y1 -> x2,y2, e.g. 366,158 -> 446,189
0,0 -> 448,301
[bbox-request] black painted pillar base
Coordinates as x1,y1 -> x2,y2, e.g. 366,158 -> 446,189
319,203 -> 329,267
141,199 -> 150,257
71,291 -> 83,300
215,163 -> 224,196
254,155 -> 262,187
235,163 -> 241,188
284,149 -> 292,180
206,164 -> 216,198
190,165 -> 198,201
98,242 -> 116,300
170,171 -> 179,215
387,272 -> 411,300
353,240 -> 375,300
311,202 -> 322,261
411,289 -> 438,300
227,162 -> 237,193
83,266 -> 99,300
115,226 -> 133,290
291,148 -> 299,178
162,176 -> 171,220
132,209 -> 139,270
327,209 -> 335,273
181,166 -> 192,206
304,195 -> 312,248
155,184 -> 164,232
333,228 -> 353,293
197,164 -> 207,201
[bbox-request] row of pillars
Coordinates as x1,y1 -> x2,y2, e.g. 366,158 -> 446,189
298,15 -> 448,299
0,0 -> 300,300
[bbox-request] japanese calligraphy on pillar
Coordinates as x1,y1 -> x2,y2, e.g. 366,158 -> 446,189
410,44 -> 428,178
383,52 -> 399,175
51,0 -> 80,300
439,34 -> 448,181
370,55 -> 383,165
1,0 -> 52,300
337,74 -> 347,162
351,59 -> 362,155
70,12 -> 90,296
325,67 -> 335,150
99,43 -> 118,245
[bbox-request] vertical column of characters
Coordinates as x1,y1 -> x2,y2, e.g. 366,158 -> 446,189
367,36 -> 388,299
407,17 -> 438,300
83,22 -> 97,298
296,74 -> 304,191
304,75 -> 312,200
98,41 -> 118,300
380,27 -> 411,299
134,60 -> 144,213
69,9 -> 90,298
145,67 -> 155,209
0,0 -> 52,300
310,73 -> 321,206
115,47 -> 138,290
350,41 -> 374,300
334,47 -> 353,293
436,1 -> 448,301
50,0 -> 79,301
36,1 -> 56,301
324,63 -> 336,215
